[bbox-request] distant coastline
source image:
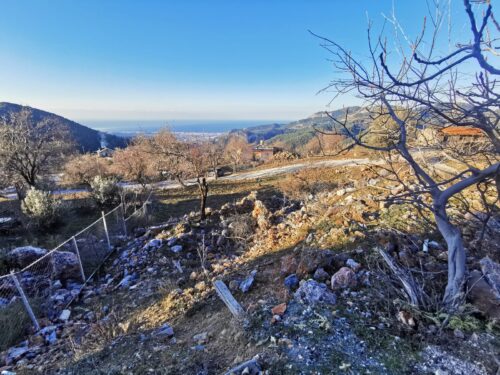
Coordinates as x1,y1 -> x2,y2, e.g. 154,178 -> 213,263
80,119 -> 287,136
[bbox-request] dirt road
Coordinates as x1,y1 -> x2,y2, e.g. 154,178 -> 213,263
0,158 -> 375,199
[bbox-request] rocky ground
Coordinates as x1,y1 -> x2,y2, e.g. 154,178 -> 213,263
0,165 -> 499,374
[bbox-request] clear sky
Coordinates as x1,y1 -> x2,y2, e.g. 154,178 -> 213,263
0,1 -> 471,122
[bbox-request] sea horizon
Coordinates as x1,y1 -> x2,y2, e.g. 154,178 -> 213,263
79,119 -> 288,136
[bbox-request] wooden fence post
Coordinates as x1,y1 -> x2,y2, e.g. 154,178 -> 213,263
102,211 -> 112,250
214,280 -> 246,321
10,271 -> 40,331
72,236 -> 86,282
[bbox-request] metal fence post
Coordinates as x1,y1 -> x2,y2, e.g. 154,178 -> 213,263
120,203 -> 128,237
102,211 -> 112,250
10,271 -> 40,331
72,236 -> 86,282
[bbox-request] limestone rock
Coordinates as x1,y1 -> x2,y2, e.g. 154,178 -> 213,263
50,251 -> 80,281
7,246 -> 47,268
312,267 -> 329,282
280,254 -> 299,276
467,270 -> 500,319
240,270 -> 257,293
284,274 -> 299,290
479,257 -> 500,299
294,280 -> 336,306
330,267 -> 357,290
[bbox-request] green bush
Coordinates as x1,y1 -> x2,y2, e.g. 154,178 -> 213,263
21,188 -> 61,228
90,175 -> 121,207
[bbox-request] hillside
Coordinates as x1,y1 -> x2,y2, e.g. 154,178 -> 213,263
0,102 -> 127,152
232,106 -> 370,148
0,166 -> 498,374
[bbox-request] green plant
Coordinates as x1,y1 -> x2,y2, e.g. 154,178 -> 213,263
448,314 -> 483,332
90,175 -> 121,207
21,188 -> 61,228
0,297 -> 43,351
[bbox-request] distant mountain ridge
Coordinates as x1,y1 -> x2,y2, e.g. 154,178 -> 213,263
0,102 -> 127,152
230,106 -> 370,148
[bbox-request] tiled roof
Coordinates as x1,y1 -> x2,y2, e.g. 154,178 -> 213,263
441,127 -> 483,136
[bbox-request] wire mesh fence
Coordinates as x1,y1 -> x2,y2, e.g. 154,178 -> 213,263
124,191 -> 153,233
0,199 -> 150,351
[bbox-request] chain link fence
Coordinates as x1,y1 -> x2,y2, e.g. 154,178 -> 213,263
0,199 -> 150,351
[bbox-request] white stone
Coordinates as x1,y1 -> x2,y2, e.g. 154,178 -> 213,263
59,309 -> 71,322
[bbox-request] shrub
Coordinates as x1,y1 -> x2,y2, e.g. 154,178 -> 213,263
278,168 -> 338,200
21,188 -> 61,228
227,213 -> 255,242
63,154 -> 113,187
90,176 -> 121,207
0,297 -> 43,351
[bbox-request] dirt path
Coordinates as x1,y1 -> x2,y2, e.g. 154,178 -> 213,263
0,158 -> 376,199
222,158 -> 374,181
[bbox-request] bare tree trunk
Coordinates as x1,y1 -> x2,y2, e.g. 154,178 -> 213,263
434,205 -> 466,309
176,175 -> 188,188
213,167 -> 218,180
197,177 -> 209,220
15,182 -> 26,200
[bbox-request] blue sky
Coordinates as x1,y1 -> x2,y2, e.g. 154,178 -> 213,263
0,1 -> 470,121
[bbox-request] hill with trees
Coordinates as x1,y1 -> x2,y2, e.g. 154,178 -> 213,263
0,102 -> 127,152
231,106 -> 370,150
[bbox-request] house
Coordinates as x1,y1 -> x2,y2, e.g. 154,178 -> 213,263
252,141 -> 281,162
416,126 -> 485,146
439,126 -> 484,142
96,147 -> 114,158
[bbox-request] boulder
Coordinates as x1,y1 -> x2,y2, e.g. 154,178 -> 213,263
280,254 -> 299,275
50,251 -> 81,281
296,249 -> 334,277
284,274 -> 299,290
479,257 -> 500,299
467,270 -> 500,319
7,246 -> 47,268
330,267 -> 357,290
294,280 -> 336,306
312,267 -> 329,282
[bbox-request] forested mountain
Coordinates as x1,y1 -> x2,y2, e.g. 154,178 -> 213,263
0,102 -> 127,152
231,106 -> 370,149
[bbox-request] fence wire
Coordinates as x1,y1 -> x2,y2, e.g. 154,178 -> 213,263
124,191 -> 153,233
0,200 -> 149,351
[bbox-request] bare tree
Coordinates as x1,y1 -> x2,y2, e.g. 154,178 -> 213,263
224,135 -> 251,172
314,0 -> 499,310
0,108 -> 74,197
149,129 -> 191,187
112,136 -> 158,190
63,153 -> 113,187
205,140 -> 225,180
147,129 -> 212,220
